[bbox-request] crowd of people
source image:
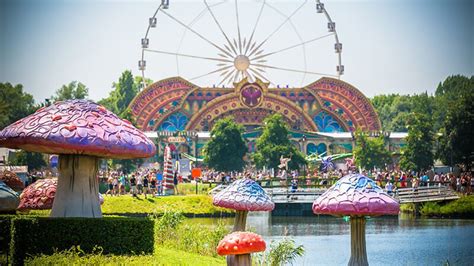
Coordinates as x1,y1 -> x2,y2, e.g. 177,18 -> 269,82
28,166 -> 472,198
100,169 -> 181,198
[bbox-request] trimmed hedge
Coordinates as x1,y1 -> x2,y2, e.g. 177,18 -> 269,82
0,216 -> 12,254
9,216 -> 154,265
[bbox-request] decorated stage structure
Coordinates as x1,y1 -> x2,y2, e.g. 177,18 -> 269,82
131,77 -> 407,160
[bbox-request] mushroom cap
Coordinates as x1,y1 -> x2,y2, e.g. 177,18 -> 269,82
217,231 -> 266,256
213,178 -> 274,211
18,178 -> 57,210
0,180 -> 20,212
0,100 -> 156,159
0,171 -> 24,191
312,174 -> 400,217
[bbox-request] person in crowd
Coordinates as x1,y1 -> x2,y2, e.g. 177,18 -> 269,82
105,176 -> 114,196
136,173 -> 143,195
143,174 -> 149,198
130,174 -> 137,197
150,176 -> 157,196
385,181 -> 394,196
112,176 -> 119,196
173,171 -> 179,194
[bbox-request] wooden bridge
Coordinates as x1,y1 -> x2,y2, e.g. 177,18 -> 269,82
394,186 -> 459,204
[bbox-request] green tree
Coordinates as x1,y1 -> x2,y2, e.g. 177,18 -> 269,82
254,114 -> 306,172
371,93 -> 434,132
204,118 -> 247,172
98,71 -> 149,122
400,113 -> 434,172
9,151 -> 47,171
353,130 -> 391,170
51,81 -> 89,101
0,83 -> 36,129
435,75 -> 474,169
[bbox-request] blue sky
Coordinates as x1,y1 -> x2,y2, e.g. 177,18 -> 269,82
0,0 -> 472,103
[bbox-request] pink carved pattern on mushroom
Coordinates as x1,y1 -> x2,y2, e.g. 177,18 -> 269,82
0,100 -> 156,159
312,174 -> 399,217
213,179 -> 275,211
18,178 -> 57,210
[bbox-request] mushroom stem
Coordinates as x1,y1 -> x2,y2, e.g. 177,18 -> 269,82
348,216 -> 368,266
50,155 -> 102,218
227,210 -> 249,266
233,210 -> 248,232
227,254 -> 251,266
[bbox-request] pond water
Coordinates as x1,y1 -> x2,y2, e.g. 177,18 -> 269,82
194,214 -> 474,265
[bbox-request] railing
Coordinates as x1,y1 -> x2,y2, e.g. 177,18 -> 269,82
394,186 -> 460,203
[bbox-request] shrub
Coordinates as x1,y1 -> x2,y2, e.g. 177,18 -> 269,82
154,210 -> 230,257
0,216 -> 12,254
10,216 -> 154,265
254,238 -> 305,266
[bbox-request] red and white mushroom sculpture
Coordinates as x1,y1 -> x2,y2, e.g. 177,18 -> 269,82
0,100 -> 156,217
313,174 -> 399,266
217,231 -> 266,266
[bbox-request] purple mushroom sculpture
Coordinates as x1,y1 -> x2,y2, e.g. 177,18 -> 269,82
0,100 -> 156,217
313,174 -> 399,266
213,178 -> 274,232
213,178 -> 274,266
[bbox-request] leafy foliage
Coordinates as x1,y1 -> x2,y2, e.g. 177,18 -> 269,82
435,75 -> 474,169
9,150 -> 47,170
51,81 -> 89,101
353,130 -> 391,170
400,113 -> 434,172
153,211 -> 229,258
371,92 -> 435,132
204,117 -> 247,172
419,196 -> 474,218
254,114 -> 306,171
0,83 -> 36,130
254,238 -> 305,266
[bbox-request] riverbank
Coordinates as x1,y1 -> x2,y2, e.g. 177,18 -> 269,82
22,195 -> 234,217
400,195 -> 474,218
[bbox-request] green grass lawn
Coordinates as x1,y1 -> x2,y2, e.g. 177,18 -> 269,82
25,246 -> 225,265
25,194 -> 233,217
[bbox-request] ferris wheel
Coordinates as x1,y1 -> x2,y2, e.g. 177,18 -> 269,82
139,0 -> 343,89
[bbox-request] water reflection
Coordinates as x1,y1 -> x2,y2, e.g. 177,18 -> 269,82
193,214 -> 474,265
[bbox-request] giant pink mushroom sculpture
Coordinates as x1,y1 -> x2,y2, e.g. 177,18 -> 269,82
313,174 -> 399,266
0,100 -> 156,217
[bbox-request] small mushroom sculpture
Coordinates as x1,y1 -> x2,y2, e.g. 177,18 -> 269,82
0,171 -> 25,192
213,178 -> 274,232
217,231 -> 266,266
313,174 -> 399,266
0,100 -> 156,217
0,180 -> 20,213
18,178 -> 57,210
